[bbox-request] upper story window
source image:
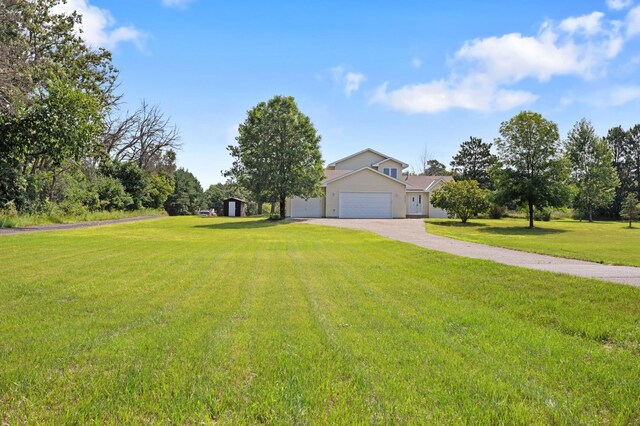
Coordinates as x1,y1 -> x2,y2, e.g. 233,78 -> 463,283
383,167 -> 398,178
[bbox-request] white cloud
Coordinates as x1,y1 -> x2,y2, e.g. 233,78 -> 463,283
592,85 -> 640,105
372,78 -> 537,114
373,10 -> 628,113
627,5 -> 640,37
344,72 -> 366,97
411,57 -> 422,68
607,0 -> 633,11
559,11 -> 605,35
51,0 -> 144,50
161,0 -> 196,9
329,66 -> 366,97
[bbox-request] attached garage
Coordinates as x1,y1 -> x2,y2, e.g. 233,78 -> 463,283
339,192 -> 392,218
290,197 -> 324,218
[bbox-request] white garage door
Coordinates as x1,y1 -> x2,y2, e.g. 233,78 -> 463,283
291,197 -> 323,218
339,192 -> 392,218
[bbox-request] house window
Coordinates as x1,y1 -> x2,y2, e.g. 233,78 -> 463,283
383,167 -> 398,178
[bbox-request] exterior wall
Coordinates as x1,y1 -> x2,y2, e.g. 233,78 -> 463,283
286,189 -> 326,217
427,183 -> 448,218
325,169 -> 406,218
375,159 -> 405,177
406,191 -> 429,216
333,151 -> 387,170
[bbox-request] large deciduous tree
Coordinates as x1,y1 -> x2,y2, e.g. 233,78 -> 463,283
227,96 -> 324,219
493,111 -> 570,228
450,137 -> 496,188
564,119 -> 619,222
605,126 -> 634,218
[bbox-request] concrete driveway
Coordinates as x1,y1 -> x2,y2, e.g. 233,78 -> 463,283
298,218 -> 640,288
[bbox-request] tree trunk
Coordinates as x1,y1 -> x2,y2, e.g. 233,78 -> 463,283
588,207 -> 593,223
528,201 -> 534,228
271,202 -> 276,214
257,201 -> 263,215
279,196 -> 286,220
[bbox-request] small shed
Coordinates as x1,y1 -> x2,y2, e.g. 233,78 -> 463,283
223,197 -> 247,217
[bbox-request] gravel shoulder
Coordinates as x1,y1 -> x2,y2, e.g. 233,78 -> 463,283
297,218 -> 640,288
0,216 -> 163,236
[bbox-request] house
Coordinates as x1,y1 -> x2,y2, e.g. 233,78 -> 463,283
286,148 -> 453,219
222,197 -> 247,217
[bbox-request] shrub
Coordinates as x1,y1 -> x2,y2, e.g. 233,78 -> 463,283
534,208 -> 552,221
430,180 -> 489,223
488,204 -> 506,219
268,212 -> 282,221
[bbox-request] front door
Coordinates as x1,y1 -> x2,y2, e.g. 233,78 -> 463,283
408,194 -> 422,215
228,201 -> 236,217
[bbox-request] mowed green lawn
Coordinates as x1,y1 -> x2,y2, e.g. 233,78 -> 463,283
1,217 -> 639,424
427,217 -> 640,267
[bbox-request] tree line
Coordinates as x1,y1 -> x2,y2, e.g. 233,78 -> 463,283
430,111 -> 640,227
0,0 -> 193,219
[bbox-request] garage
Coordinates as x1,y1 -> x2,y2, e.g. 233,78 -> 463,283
339,192 -> 392,218
290,197 -> 324,218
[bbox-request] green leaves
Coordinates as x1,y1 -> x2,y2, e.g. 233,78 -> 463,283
430,180 -> 489,223
564,119 -> 619,221
227,96 -> 324,218
494,111 -> 570,227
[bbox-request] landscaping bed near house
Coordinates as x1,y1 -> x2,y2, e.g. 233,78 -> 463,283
426,217 -> 640,267
1,217 -> 639,423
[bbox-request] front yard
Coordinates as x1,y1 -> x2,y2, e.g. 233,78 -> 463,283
426,217 -> 640,267
1,217 -> 639,423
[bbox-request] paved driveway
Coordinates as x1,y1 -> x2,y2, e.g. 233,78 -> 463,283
298,218 -> 640,288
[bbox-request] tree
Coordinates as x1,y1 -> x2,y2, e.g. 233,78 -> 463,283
424,159 -> 449,176
621,193 -> 639,228
629,124 -> 640,199
564,119 -> 619,222
227,96 -> 324,219
164,168 -> 203,216
605,126 -> 634,218
450,137 -> 496,188
430,180 -> 489,223
103,101 -> 181,172
493,111 -> 570,228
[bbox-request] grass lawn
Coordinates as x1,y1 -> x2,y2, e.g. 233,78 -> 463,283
426,217 -> 640,267
1,217 -> 639,423
0,208 -> 166,228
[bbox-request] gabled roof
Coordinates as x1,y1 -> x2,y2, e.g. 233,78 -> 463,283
372,157 -> 410,169
224,197 -> 246,203
322,167 -> 410,187
322,169 -> 352,184
327,148 -> 407,168
404,175 -> 454,191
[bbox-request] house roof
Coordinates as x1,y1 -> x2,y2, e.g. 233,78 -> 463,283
404,175 -> 454,190
372,157 -> 410,169
224,197 -> 246,203
322,169 -> 352,184
327,148 -> 407,168
322,167 -> 410,187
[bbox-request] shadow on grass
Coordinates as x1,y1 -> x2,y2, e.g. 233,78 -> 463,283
477,226 -> 568,236
193,218 -> 292,230
427,221 -> 488,228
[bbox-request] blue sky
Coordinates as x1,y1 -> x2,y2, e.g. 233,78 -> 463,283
58,0 -> 640,187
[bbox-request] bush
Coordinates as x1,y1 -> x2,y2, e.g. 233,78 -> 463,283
268,212 -> 282,221
430,180 -> 489,223
488,204 -> 506,219
534,208 -> 552,221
